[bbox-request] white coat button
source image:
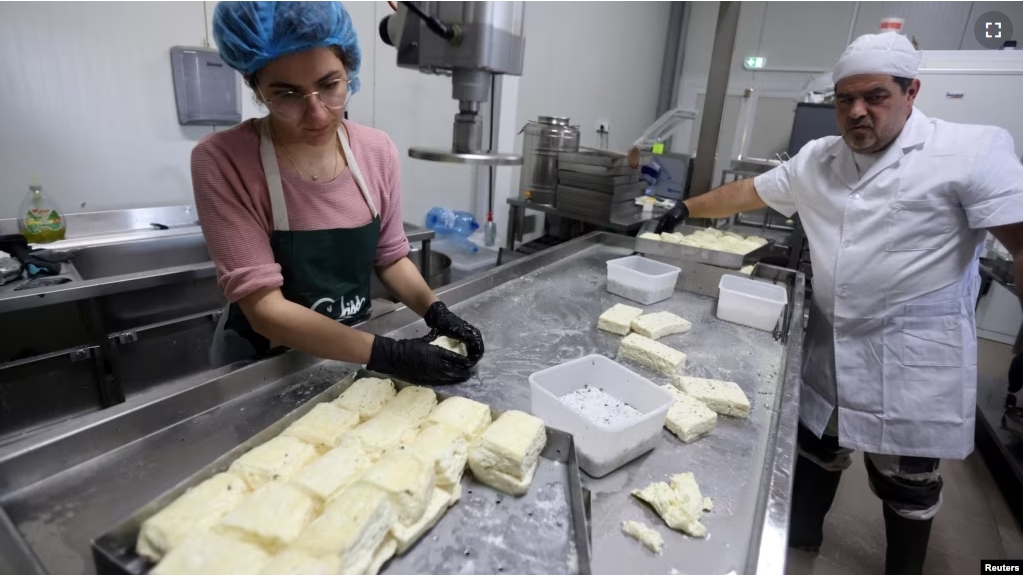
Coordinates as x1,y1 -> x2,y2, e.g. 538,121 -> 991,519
852,193 -> 861,199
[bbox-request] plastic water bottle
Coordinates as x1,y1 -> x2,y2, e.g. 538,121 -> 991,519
425,207 -> 480,254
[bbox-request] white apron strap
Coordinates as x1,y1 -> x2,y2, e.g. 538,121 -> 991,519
338,123 -> 380,219
259,119 -> 291,232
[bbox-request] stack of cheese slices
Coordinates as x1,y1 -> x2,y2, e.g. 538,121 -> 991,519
638,227 -> 768,255
138,376 -> 546,575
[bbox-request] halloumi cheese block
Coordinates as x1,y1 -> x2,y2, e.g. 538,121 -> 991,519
359,450 -> 436,526
637,232 -> 661,241
746,235 -> 769,247
339,413 -> 421,459
136,472 -> 249,561
393,487 -> 450,554
660,384 -> 717,443
631,472 -> 707,538
290,443 -> 374,503
280,403 -> 360,454
630,311 -> 692,340
292,483 -> 395,575
738,265 -> 755,275
407,424 -> 468,487
597,303 -> 644,336
621,520 -> 664,553
377,385 -> 437,424
256,550 -> 339,575
444,476 -> 463,506
151,532 -> 269,575
618,333 -> 686,375
469,410 -> 546,480
332,377 -> 397,422
365,538 -> 398,575
425,396 -> 492,442
660,232 -> 685,244
471,457 -> 538,496
229,436 -> 319,490
672,376 -> 750,418
430,335 -> 467,356
217,482 -> 318,552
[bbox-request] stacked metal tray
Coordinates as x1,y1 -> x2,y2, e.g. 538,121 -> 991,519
634,221 -> 775,270
91,370 -> 592,575
555,149 -> 644,219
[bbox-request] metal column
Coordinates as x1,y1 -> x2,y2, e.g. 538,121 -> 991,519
689,1 -> 741,197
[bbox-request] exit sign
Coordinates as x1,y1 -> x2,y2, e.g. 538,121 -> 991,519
743,56 -> 766,69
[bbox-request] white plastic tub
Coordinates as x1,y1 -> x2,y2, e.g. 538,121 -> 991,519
717,274 -> 788,331
529,354 -> 674,477
606,255 -> 680,305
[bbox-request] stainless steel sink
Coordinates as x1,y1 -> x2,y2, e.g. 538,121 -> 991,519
71,234 -> 212,280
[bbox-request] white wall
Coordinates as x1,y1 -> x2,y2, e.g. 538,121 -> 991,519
674,1 -> 1024,186
0,1 -> 671,243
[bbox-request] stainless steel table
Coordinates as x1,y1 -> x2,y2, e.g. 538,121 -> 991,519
0,232 -> 805,575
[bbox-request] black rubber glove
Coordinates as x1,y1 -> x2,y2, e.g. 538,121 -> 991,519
366,335 -> 473,385
424,301 -> 485,363
653,201 -> 690,234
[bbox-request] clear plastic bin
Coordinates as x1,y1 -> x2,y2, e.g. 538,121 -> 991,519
606,255 -> 680,305
717,274 -> 788,331
529,355 -> 674,477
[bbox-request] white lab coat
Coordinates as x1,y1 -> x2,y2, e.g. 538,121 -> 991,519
754,108 -> 1023,459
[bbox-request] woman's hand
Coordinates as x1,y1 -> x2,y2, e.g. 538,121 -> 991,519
367,334 -> 474,384
424,301 -> 485,363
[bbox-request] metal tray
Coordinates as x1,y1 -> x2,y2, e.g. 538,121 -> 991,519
557,171 -> 638,189
634,221 -> 775,270
91,370 -> 592,575
557,149 -> 630,168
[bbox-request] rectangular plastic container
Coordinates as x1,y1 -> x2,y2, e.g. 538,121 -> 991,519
606,255 -> 680,305
530,354 -> 675,477
717,274 -> 788,331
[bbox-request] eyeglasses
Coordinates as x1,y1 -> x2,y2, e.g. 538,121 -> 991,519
257,78 -> 352,120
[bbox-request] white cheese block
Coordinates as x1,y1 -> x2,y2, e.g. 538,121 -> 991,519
151,532 -> 269,575
444,476 -> 463,506
630,312 -> 692,340
672,376 -> 750,418
136,472 -> 250,561
430,335 -> 467,356
217,482 -> 318,552
407,424 -> 468,488
738,265 -> 754,275
289,443 -> 374,504
468,410 -> 546,480
280,403 -> 360,454
359,450 -> 436,526
638,232 -> 662,241
365,538 -> 398,575
339,413 -> 421,459
377,385 -> 437,424
332,378 -> 397,422
659,232 -> 688,245
631,472 -> 707,538
229,436 -> 319,490
392,487 -> 450,554
618,333 -> 686,375
597,303 -> 644,336
470,457 -> 539,497
746,236 -> 769,247
425,396 -> 493,442
256,550 -> 339,575
621,520 -> 664,554
660,384 -> 717,443
293,483 -> 395,575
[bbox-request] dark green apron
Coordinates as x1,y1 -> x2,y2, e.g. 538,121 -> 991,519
210,119 -> 380,366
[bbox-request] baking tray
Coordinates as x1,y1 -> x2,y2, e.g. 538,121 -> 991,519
634,221 -> 775,270
91,370 -> 592,575
557,171 -> 639,189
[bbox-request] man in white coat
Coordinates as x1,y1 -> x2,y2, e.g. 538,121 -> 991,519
657,32 -> 1022,574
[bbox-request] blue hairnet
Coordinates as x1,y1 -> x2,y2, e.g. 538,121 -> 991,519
213,1 -> 361,94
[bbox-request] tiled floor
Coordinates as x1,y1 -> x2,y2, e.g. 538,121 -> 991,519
787,339 -> 1023,575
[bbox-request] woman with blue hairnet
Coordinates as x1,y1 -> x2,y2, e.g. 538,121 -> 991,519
192,2 -> 483,384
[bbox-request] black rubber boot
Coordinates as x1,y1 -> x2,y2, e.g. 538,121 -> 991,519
788,454 -> 843,552
883,504 -> 933,575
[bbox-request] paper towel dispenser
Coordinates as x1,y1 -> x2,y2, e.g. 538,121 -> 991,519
170,46 -> 241,126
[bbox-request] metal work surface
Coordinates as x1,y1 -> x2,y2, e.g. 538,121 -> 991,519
0,232 -> 803,575
92,370 -> 588,575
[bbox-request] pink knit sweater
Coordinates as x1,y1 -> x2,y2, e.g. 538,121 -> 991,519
191,119 -> 410,303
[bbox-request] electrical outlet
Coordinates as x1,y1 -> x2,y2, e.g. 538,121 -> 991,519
596,120 -> 611,134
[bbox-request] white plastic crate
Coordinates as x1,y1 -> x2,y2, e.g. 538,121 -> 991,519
529,355 -> 674,477
717,274 -> 788,332
606,255 -> 680,305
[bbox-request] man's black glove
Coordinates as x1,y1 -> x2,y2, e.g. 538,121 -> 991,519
366,335 -> 473,385
424,301 -> 485,363
653,201 -> 690,234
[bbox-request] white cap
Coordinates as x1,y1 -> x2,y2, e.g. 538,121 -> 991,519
832,31 -> 922,84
